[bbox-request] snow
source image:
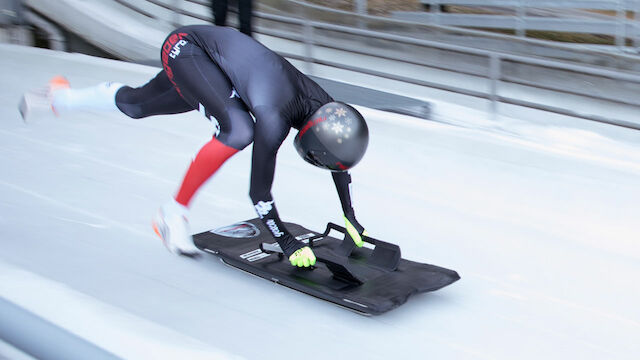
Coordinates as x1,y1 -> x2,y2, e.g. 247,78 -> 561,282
1,43 -> 639,359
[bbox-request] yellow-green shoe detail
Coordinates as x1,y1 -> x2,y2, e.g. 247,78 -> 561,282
289,246 -> 316,267
344,216 -> 367,247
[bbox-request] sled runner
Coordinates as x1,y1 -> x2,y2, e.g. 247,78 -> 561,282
193,219 -> 460,315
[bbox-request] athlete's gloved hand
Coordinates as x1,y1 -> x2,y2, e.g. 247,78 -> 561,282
289,246 -> 316,267
344,213 -> 368,247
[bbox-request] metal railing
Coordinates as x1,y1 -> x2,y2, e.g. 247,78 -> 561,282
411,0 -> 640,47
108,0 -> 640,129
268,14 -> 640,129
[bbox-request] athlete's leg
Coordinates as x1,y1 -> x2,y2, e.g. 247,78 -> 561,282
115,71 -> 193,118
50,70 -> 193,118
238,0 -> 253,36
153,32 -> 254,256
51,81 -> 124,114
212,0 -> 228,26
162,37 -> 254,207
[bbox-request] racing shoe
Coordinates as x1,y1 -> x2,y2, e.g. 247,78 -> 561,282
19,75 -> 70,122
152,199 -> 199,257
289,246 -> 316,267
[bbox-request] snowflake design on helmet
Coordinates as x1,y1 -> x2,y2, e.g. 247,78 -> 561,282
335,107 -> 347,117
325,107 -> 334,113
332,122 -> 344,134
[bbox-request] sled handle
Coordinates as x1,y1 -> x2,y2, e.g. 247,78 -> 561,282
319,223 -> 401,272
259,242 -> 363,285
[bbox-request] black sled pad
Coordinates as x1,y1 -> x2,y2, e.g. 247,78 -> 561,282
193,219 -> 460,315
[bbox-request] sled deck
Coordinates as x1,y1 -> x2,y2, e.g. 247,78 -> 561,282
193,219 -> 460,315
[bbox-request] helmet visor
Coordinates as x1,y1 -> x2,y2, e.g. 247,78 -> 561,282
303,149 -> 348,171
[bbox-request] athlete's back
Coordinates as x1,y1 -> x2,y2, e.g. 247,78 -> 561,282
181,25 -> 331,127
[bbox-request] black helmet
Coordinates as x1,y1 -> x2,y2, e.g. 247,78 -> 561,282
294,101 -> 369,171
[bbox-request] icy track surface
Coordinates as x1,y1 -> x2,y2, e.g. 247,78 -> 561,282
1,44 -> 640,359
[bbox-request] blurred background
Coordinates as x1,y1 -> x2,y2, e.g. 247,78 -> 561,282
3,0 -> 640,126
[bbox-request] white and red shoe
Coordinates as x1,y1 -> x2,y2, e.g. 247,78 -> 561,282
152,199 -> 199,257
19,76 -> 123,122
19,75 -> 70,122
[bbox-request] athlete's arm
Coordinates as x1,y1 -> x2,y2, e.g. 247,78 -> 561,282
332,171 -> 368,247
248,108 -> 305,259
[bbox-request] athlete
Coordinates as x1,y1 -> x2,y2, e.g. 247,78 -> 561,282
26,25 -> 370,267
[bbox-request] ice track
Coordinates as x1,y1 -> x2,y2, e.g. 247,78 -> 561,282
1,44 -> 639,359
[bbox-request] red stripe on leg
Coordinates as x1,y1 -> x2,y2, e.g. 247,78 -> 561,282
175,138 -> 239,206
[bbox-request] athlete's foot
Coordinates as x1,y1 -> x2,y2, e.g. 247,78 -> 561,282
289,246 -> 316,267
152,199 -> 199,257
18,75 -> 71,122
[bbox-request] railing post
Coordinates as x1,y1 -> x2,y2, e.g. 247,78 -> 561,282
489,53 -> 501,116
516,0 -> 526,38
303,21 -> 314,75
172,0 -> 182,27
616,0 -> 626,48
354,0 -> 367,15
14,0 -> 24,25
354,0 -> 367,28
635,0 -> 640,50
431,0 -> 441,25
